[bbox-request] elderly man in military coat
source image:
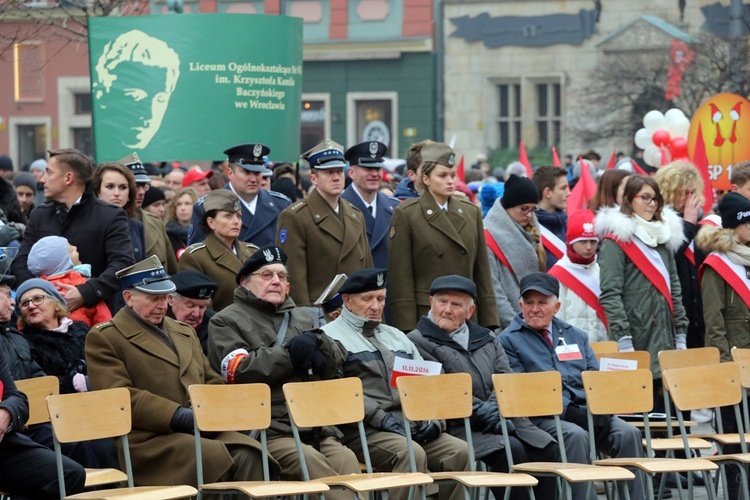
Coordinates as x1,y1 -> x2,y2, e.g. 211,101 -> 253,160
276,140 -> 373,306
86,256 -> 272,488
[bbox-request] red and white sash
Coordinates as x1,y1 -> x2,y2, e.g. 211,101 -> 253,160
606,235 -> 674,313
540,225 -> 565,260
484,229 -> 515,278
548,261 -> 608,329
700,214 -> 722,227
700,252 -> 750,309
684,240 -> 696,266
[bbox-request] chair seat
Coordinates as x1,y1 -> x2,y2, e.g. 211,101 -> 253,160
627,420 -> 697,429
646,437 -> 713,451
513,462 -> 635,482
691,433 -> 750,445
200,480 -> 329,497
65,485 -> 198,499
595,457 -> 719,473
428,471 -> 538,488
84,468 -> 129,488
316,472 -> 433,492
705,453 -> 750,464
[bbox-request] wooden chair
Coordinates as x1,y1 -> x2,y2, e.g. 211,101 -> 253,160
46,387 -> 198,499
492,371 -> 635,500
582,368 -> 719,500
396,373 -> 538,500
589,341 -> 619,359
14,376 -> 129,491
283,377 -> 433,500
188,383 -> 329,499
663,361 -> 750,500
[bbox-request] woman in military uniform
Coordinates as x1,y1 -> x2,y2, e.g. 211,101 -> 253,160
387,142 -> 499,332
178,190 -> 256,311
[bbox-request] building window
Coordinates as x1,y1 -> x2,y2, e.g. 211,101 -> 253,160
536,82 -> 561,147
17,124 -> 47,171
347,92 -> 398,156
497,83 -> 521,149
73,128 -> 94,157
301,93 -> 330,154
74,93 -> 92,115
14,41 -> 45,102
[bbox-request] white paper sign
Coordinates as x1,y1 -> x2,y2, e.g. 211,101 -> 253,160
390,356 -> 442,387
599,357 -> 638,371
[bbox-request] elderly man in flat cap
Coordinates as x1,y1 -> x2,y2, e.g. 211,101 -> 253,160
86,256 -> 272,489
407,275 -> 558,500
208,244 -> 360,495
167,270 -> 218,355
321,268 -> 470,500
499,272 -> 645,500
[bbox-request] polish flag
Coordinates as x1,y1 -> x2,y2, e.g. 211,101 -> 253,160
390,357 -> 442,388
519,142 -> 533,177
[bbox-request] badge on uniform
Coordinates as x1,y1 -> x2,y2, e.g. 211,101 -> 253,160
555,344 -> 583,362
279,229 -> 287,244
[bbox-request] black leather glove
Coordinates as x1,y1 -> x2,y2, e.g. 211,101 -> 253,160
412,421 -> 441,444
563,404 -> 589,429
593,414 -> 612,448
170,407 -> 194,433
471,400 -> 501,433
379,413 -> 407,436
66,359 -> 87,378
285,331 -> 321,372
310,350 -> 327,376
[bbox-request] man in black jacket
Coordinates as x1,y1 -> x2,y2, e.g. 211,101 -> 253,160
11,149 -> 134,311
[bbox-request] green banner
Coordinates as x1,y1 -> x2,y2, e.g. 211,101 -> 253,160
89,14 -> 303,163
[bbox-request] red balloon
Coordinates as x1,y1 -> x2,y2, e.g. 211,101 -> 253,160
670,137 -> 688,158
652,129 -> 671,147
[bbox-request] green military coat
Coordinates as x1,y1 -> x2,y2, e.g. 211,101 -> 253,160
179,233 -> 257,311
141,208 -> 178,274
275,189 -> 373,306
387,191 -> 499,331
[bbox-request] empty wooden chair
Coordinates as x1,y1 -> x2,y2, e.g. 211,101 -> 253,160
46,387 -> 197,499
589,341 -> 619,359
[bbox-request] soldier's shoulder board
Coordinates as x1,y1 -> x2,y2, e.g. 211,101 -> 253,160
186,243 -> 206,254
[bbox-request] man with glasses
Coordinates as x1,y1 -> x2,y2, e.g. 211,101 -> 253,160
119,154 -> 178,274
12,148 -> 134,311
208,244 -> 360,493
188,143 -> 291,247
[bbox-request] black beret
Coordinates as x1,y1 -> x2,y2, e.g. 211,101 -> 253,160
142,187 -> 166,208
519,272 -> 559,297
236,244 -> 287,284
345,141 -> 388,168
429,275 -> 477,299
0,274 -> 15,286
338,268 -> 388,295
171,270 -> 218,299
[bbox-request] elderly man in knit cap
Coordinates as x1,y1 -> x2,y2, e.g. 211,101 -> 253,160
208,244 -> 360,494
321,268 -> 470,500
407,275 -> 558,500
167,270 -> 218,355
86,255 -> 271,488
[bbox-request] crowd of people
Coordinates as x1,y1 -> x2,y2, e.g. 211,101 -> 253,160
0,141 -> 746,499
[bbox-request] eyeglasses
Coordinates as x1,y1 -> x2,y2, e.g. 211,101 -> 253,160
136,183 -> 151,192
251,270 -> 289,282
19,294 -> 52,310
517,205 -> 535,214
634,194 -> 659,205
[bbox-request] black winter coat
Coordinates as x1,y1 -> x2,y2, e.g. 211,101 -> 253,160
674,216 -> 706,348
23,320 -> 89,394
0,321 -> 45,381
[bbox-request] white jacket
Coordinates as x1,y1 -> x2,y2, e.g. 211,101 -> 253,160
553,254 -> 608,342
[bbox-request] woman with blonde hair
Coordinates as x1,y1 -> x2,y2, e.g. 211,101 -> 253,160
165,187 -> 197,257
655,160 -> 705,349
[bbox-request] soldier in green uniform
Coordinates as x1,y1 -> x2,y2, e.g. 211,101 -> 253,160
387,142 -> 499,332
276,140 -> 373,306
179,190 -> 257,311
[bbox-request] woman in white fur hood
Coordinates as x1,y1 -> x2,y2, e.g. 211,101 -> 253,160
595,175 -> 689,404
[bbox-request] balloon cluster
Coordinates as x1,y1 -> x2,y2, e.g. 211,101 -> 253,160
633,109 -> 691,168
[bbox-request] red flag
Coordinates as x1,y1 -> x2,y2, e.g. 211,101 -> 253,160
665,40 -> 695,101
519,142 -> 533,177
456,155 -> 465,183
552,146 -> 561,167
630,159 -> 648,176
605,149 -> 617,170
567,158 -> 597,215
691,123 -> 714,216
660,145 -> 672,166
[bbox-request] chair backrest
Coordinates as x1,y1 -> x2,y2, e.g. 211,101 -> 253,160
397,373 -> 473,421
658,347 -> 721,384
189,383 -> 271,432
662,362 -> 742,412
732,347 -> 750,389
590,341 -> 619,359
493,371 -> 563,418
582,369 -> 653,415
15,376 -> 58,426
283,377 -> 365,428
46,387 -> 132,443
597,351 -> 651,370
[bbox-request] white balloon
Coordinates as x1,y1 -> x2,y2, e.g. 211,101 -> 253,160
665,113 -> 691,139
644,145 -> 661,167
634,128 -> 653,149
664,108 -> 687,122
643,110 -> 666,130
673,119 -> 690,138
